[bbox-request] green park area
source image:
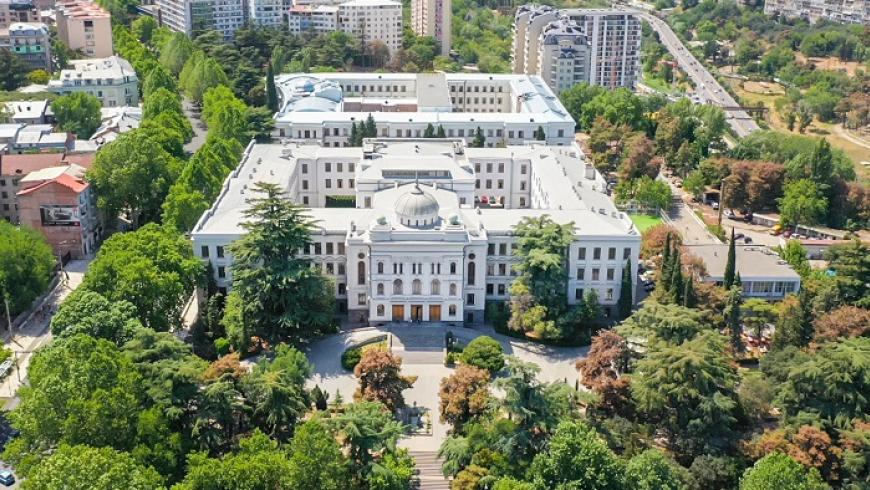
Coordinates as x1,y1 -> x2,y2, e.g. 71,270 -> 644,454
630,214 -> 663,233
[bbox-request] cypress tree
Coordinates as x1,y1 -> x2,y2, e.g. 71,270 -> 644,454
472,126 -> 485,148
618,259 -> 633,319
669,252 -> 683,304
424,123 -> 435,138
659,233 -> 672,292
724,228 -> 736,289
364,113 -> 376,137
350,122 -> 359,146
725,286 -> 743,353
683,276 -> 696,308
436,125 -> 446,138
265,63 -> 278,112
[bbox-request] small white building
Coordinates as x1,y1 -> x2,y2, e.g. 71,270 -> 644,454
48,55 -> 139,107
272,72 -> 577,147
192,138 -> 641,324
687,244 -> 801,300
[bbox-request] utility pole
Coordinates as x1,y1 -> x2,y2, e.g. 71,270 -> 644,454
718,179 -> 726,226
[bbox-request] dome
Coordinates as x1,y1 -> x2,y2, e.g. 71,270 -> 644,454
395,184 -> 439,227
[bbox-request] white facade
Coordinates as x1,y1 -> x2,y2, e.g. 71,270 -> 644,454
156,0 -> 247,39
287,4 -> 339,33
249,0 -> 287,27
763,0 -> 868,24
411,0 -> 451,55
48,56 -> 139,107
513,6 -> 641,91
338,0 -> 402,54
273,72 -> 577,147
192,139 -> 641,324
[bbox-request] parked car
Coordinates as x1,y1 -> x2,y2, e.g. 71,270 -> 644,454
783,230 -> 793,238
0,470 -> 14,486
743,237 -> 753,244
711,202 -> 720,210
733,233 -> 745,240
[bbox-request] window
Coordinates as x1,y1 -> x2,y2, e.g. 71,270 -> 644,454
358,293 -> 366,305
593,247 -> 601,260
624,247 -> 631,260
325,179 -> 331,188
449,283 -> 457,296
608,248 -> 616,260
575,288 -> 583,299
377,262 -> 384,274
217,266 -> 225,278
450,262 -> 457,274
486,283 -> 494,294
607,268 -> 615,281
301,163 -> 308,174
200,246 -> 209,258
393,279 -> 403,295
216,246 -> 224,258
577,268 -> 585,280
338,243 -> 345,254
467,262 -> 476,285
488,244 -> 495,255
578,247 -> 586,260
449,305 -> 457,316
338,263 -> 345,275
498,264 -> 507,276
497,284 -> 505,295
592,269 -> 600,281
302,180 -> 309,190
412,279 -> 422,295
357,261 -> 365,285
326,243 -> 334,255
606,288 -> 614,301
377,304 -> 385,316
431,279 -> 440,295
326,263 -> 335,274
499,244 -> 507,255
466,293 -> 474,305
314,243 -> 322,255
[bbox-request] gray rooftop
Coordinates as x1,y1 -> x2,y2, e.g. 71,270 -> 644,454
687,244 -> 801,281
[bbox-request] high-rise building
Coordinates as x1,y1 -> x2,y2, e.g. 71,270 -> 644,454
411,0 -> 451,55
0,0 -> 40,30
1,22 -> 51,72
248,0 -> 288,28
155,0 -> 247,39
512,5 -> 641,93
286,0 -> 402,54
763,0 -> 867,24
55,0 -> 113,58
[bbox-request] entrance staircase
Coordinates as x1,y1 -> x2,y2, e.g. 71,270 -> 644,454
388,323 -> 447,365
410,451 -> 451,490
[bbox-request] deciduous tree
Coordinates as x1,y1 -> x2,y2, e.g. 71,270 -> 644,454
50,289 -> 142,344
353,349 -> 414,412
0,221 -> 54,316
51,92 -> 102,138
23,444 -> 164,490
439,365 -> 490,430
739,452 -> 829,490
527,420 -> 625,490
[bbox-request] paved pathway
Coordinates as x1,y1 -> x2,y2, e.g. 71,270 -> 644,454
183,99 -> 208,155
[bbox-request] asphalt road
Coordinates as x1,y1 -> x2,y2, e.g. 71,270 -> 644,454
630,9 -> 761,138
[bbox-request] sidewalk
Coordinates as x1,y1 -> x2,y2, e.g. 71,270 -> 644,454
0,259 -> 90,409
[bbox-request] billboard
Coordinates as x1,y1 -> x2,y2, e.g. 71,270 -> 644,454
40,205 -> 80,226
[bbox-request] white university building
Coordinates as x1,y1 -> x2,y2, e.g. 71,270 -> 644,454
272,72 -> 577,147
192,138 -> 641,325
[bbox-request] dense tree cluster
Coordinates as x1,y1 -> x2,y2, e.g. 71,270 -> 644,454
0,221 -> 55,317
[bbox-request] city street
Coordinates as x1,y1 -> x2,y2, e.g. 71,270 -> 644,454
629,9 -> 760,138
0,259 -> 90,410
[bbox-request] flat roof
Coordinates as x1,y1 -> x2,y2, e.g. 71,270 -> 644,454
687,244 -> 801,281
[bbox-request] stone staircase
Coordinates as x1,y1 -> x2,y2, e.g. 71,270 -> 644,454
388,324 -> 447,365
410,451 -> 451,490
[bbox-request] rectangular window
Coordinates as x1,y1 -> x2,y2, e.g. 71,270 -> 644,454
301,163 -> 308,174
314,243 -> 322,255
607,268 -> 615,281
325,179 -> 331,188
486,283 -> 494,294
200,246 -> 209,258
325,162 -> 331,172
608,248 -> 616,260
498,244 -> 507,255
217,266 -> 225,278
338,243 -> 345,254
577,269 -> 585,280
624,247 -> 631,260
592,269 -> 600,281
578,248 -> 586,260
593,248 -> 601,260
488,244 -> 495,255
216,246 -> 224,258
466,293 -> 474,305
606,288 -> 614,301
497,284 -> 505,295
302,180 -> 309,190
358,293 -> 366,305
575,288 -> 583,300
326,243 -> 334,255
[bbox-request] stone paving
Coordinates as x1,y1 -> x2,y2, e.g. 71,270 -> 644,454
304,323 -> 590,452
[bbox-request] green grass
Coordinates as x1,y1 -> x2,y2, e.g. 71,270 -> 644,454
630,214 -> 663,233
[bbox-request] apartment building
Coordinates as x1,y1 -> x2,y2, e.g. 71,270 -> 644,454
410,0 -> 451,55
286,0 -> 402,53
512,5 -> 641,92
287,4 -> 339,34
248,0 -> 288,27
48,56 -> 139,107
56,0 -> 113,58
1,22 -> 50,71
763,0 -> 868,24
155,0 -> 247,39
0,0 -> 40,30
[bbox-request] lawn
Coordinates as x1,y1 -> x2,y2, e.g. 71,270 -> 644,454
630,214 -> 663,233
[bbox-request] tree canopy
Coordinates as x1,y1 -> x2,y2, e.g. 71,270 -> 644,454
51,92 -> 102,139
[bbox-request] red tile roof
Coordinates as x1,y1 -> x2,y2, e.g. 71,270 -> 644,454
0,153 -> 65,176
17,172 -> 88,196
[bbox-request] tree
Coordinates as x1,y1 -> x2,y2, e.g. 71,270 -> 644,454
780,179 -> 828,228
328,402 -> 405,480
724,228 -> 737,289
739,453 -> 829,490
131,15 -> 157,43
459,336 -> 504,374
776,337 -> 870,424
725,286 -> 744,353
0,49 -> 29,90
632,332 -> 739,461
5,334 -> 143,463
824,239 -> 870,307
641,224 -> 681,259
353,349 -> 414,412
779,240 -> 811,278
142,65 -> 177,100
82,224 -> 203,331
813,306 -> 870,342
738,371 -> 774,423
50,289 -> 142,344
23,444 -> 164,490
0,221 -> 54,317
534,126 -> 546,141
742,298 -> 776,340
424,123 -> 435,138
436,125 -> 446,138
472,127 -> 485,148
527,420 -> 625,490
617,302 -> 705,345
771,294 -> 813,349
265,62 -> 278,112
576,331 -> 632,416
618,259 -> 634,319
287,419 -> 351,490
625,449 -> 689,490
87,130 -> 177,228
439,365 -> 490,430
223,182 -> 335,351
51,92 -> 102,139
244,345 -> 311,441
182,55 -> 230,103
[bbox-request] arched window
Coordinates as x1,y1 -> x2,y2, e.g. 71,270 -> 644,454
393,279 -> 403,295
412,279 -> 422,295
448,305 -> 457,316
377,283 -> 384,296
431,279 -> 440,295
467,262 -> 476,285
450,262 -> 457,274
377,262 -> 384,274
376,304 -> 385,316
357,261 -> 366,285
449,283 -> 457,296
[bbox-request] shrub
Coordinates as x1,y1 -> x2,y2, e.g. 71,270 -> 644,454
213,337 -> 230,356
341,346 -> 363,371
460,336 -> 505,374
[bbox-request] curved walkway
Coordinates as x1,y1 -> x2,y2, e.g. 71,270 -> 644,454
304,323 -> 589,451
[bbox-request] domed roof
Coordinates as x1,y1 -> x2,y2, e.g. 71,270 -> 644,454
395,184 -> 439,225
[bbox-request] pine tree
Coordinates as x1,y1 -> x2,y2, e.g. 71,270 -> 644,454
618,259 -> 633,319
535,126 -> 546,141
658,233 -> 673,296
424,123 -> 435,138
436,125 -> 446,138
350,122 -> 359,146
683,276 -> 696,308
265,63 -> 278,112
364,113 -> 376,137
472,127 -> 485,148
724,228 -> 736,289
725,286 -> 743,353
669,252 -> 683,304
